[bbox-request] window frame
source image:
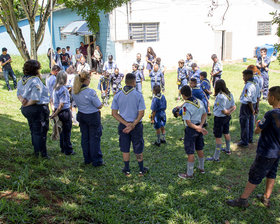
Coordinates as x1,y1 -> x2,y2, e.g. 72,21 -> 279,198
257,21 -> 272,36
129,23 -> 160,43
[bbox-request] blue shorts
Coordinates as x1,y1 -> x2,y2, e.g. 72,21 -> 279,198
213,116 -> 231,138
118,122 -> 144,154
184,127 -> 204,154
154,112 -> 166,129
248,155 -> 280,185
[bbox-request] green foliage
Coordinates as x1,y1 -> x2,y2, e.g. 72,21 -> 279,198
271,10 -> 280,63
0,61 -> 280,223
60,0 -> 130,32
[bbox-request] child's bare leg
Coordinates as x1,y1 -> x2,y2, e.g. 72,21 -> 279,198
240,182 -> 257,199
123,152 -> 130,171
264,178 -> 275,199
213,138 -> 222,160
156,129 -> 161,144
160,127 -> 166,142
197,150 -> 205,171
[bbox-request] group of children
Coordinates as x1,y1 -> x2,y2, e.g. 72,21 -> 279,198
16,45 -> 280,208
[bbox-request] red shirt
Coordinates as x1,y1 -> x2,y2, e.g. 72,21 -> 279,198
79,45 -> 89,56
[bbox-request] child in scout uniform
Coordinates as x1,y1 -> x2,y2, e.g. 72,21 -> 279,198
151,85 -> 167,147
132,63 -> 143,93
178,85 -> 208,179
184,53 -> 193,76
190,63 -> 201,87
97,71 -> 110,106
50,71 -> 75,156
177,59 -> 189,101
111,68 -> 124,95
46,65 -> 61,111
206,80 -> 236,161
189,78 -> 208,118
72,71 -> 104,167
17,60 -> 50,158
149,64 -> 164,93
238,70 -> 257,148
256,48 -> 270,100
154,57 -> 166,91
200,72 -> 212,115
210,54 -> 223,87
227,86 -> 280,208
111,73 -> 148,176
135,53 -> 145,80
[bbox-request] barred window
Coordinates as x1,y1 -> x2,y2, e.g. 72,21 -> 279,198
129,23 -> 159,42
257,22 -> 272,36
59,27 -> 67,40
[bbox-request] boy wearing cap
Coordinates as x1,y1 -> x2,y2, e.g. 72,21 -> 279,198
0,47 -> 17,91
111,73 -> 148,176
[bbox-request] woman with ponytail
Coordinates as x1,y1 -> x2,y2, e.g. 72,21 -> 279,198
72,72 -> 104,167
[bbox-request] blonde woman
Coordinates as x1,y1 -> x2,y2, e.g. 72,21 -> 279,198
72,72 -> 104,166
50,71 -> 75,155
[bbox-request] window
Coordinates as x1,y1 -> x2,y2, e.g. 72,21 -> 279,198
257,22 -> 272,36
129,23 -> 159,42
59,27 -> 67,40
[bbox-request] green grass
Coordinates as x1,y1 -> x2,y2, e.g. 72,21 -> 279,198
0,59 -> 280,223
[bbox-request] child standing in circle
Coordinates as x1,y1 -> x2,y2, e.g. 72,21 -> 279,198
146,47 -> 156,74
151,85 -> 167,147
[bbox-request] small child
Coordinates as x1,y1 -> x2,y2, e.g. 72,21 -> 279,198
227,86 -> 280,208
190,63 -> 201,87
97,71 -> 110,106
111,68 -> 124,95
210,54 -> 223,87
132,63 -> 143,93
238,70 -> 257,147
178,85 -> 208,179
190,78 -> 208,118
135,53 -> 145,80
151,85 -> 167,147
149,64 -> 164,93
177,59 -> 188,101
200,72 -> 212,115
206,79 -> 236,161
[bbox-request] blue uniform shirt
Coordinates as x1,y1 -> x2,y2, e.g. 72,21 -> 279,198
213,92 -> 235,117
190,69 -> 201,87
46,74 -> 56,100
97,75 -> 110,91
257,108 -> 280,158
135,59 -> 145,71
192,87 -> 207,110
212,61 -> 223,76
256,56 -> 270,76
111,86 -> 146,122
132,70 -> 143,83
149,70 -> 164,86
182,97 -> 206,126
17,76 -> 50,105
53,85 -> 71,110
184,59 -> 193,75
103,61 -> 117,74
200,78 -> 211,99
240,80 -> 257,104
151,94 -> 167,113
252,75 -> 260,102
72,87 -> 102,114
177,67 -> 188,81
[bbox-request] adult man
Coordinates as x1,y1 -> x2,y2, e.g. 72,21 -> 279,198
60,48 -> 70,71
79,41 -> 94,60
0,47 -> 17,91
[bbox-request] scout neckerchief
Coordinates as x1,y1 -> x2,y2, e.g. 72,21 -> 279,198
221,92 -> 232,101
22,75 -> 37,85
185,97 -> 200,108
79,84 -> 88,93
122,86 -> 134,95
154,93 -> 162,100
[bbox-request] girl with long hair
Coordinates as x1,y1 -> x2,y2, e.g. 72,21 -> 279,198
146,47 -> 156,74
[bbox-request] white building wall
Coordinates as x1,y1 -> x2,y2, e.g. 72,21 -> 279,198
111,0 -> 280,73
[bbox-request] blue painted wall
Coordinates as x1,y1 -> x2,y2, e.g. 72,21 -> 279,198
0,8 -> 115,60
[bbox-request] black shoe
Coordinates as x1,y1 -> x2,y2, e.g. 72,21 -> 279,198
256,194 -> 271,208
249,140 -> 254,144
160,139 -> 166,144
226,198 -> 249,208
179,137 -> 184,141
42,155 -> 51,160
139,167 -> 149,176
65,151 -> 76,156
207,112 -> 212,116
203,122 -> 208,128
122,168 -> 131,177
34,152 -> 39,158
154,141 -> 161,147
237,142 -> 248,148
93,162 -> 106,167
